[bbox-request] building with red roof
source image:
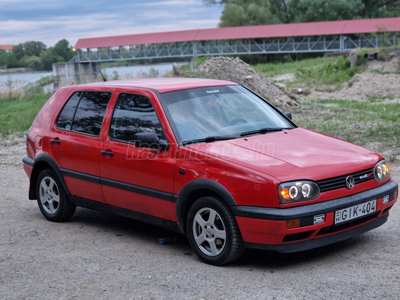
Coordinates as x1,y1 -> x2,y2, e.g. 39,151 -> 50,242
0,45 -> 14,52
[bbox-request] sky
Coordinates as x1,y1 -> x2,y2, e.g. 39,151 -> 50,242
0,0 -> 224,48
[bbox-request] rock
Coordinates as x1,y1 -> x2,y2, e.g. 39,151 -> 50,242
172,63 -> 181,76
275,83 -> 287,90
349,53 -> 359,68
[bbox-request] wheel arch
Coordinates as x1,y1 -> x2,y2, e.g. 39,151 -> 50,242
175,179 -> 237,234
28,154 -> 70,200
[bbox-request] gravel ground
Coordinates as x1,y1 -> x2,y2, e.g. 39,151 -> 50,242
0,138 -> 399,300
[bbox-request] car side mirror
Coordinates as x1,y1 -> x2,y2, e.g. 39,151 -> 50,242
134,132 -> 169,151
284,112 -> 292,120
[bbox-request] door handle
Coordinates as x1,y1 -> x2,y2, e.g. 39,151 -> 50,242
101,150 -> 114,157
50,138 -> 61,145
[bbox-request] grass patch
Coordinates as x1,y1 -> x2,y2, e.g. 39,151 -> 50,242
313,99 -> 400,122
254,57 -> 329,77
0,93 -> 50,133
295,99 -> 400,152
254,56 -> 365,85
367,96 -> 395,103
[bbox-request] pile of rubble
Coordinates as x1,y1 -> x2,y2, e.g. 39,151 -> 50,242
176,56 -> 298,108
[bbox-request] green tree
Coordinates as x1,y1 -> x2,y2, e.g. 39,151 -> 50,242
219,0 -> 281,27
23,41 -> 47,57
287,0 -> 364,23
205,0 -> 400,25
40,50 -> 63,70
269,0 -> 290,23
52,39 -> 75,62
0,49 -> 5,66
26,56 -> 43,70
12,44 -> 25,60
1,52 -> 18,68
39,39 -> 74,70
12,41 -> 46,60
18,55 -> 31,67
287,0 -> 400,23
361,0 -> 400,18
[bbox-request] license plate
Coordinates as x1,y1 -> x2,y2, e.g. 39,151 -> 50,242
335,200 -> 377,225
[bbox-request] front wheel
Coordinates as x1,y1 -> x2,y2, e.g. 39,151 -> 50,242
187,196 -> 245,265
36,169 -> 76,222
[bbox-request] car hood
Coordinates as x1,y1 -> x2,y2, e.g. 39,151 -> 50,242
185,128 -> 381,182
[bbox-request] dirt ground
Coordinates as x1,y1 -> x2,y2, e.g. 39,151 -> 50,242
304,71 -> 400,102
278,53 -> 400,103
0,132 -> 399,299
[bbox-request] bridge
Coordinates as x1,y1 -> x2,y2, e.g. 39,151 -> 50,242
72,17 -> 400,63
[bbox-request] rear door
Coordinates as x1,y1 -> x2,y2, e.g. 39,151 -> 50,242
99,90 -> 177,221
49,90 -> 113,202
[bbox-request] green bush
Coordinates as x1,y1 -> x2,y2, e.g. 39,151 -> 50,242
295,56 -> 360,85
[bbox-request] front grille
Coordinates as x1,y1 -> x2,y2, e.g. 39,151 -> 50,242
317,168 -> 374,192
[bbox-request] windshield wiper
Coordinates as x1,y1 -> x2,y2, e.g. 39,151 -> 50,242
182,135 -> 237,146
240,127 -> 291,137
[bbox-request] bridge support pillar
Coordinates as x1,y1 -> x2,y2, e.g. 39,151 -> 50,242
52,62 -> 101,88
190,56 -> 198,70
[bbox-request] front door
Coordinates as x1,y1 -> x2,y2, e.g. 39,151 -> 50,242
99,91 -> 177,221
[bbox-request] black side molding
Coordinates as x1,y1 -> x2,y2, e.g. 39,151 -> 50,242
70,196 -> 180,233
60,168 -> 175,202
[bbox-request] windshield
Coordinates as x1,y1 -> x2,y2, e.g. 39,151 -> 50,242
160,85 -> 294,145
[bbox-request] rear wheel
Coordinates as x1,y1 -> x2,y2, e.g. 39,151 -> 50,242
36,169 -> 75,222
187,196 -> 245,265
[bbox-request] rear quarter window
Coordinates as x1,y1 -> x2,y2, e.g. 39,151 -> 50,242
56,91 -> 112,136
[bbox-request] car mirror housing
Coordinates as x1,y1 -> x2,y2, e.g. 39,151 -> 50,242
134,132 -> 169,151
284,112 -> 292,120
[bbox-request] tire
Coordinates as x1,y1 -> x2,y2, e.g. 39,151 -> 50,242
187,196 -> 245,265
36,169 -> 76,222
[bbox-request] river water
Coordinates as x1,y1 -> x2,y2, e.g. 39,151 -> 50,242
0,62 -> 188,93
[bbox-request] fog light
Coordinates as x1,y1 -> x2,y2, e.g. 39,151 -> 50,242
286,219 -> 300,229
313,214 -> 325,225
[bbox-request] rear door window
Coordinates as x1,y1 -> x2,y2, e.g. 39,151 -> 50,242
56,91 -> 112,136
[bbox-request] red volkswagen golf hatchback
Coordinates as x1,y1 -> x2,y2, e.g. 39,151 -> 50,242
23,78 -> 398,265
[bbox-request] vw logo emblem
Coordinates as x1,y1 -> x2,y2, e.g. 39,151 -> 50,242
346,176 -> 355,189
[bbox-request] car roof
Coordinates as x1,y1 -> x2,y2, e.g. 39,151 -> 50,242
76,78 -> 238,93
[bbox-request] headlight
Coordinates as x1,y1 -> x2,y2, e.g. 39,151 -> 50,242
278,181 -> 320,204
373,160 -> 390,182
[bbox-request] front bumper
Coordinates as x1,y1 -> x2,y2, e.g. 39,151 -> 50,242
232,180 -> 398,253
